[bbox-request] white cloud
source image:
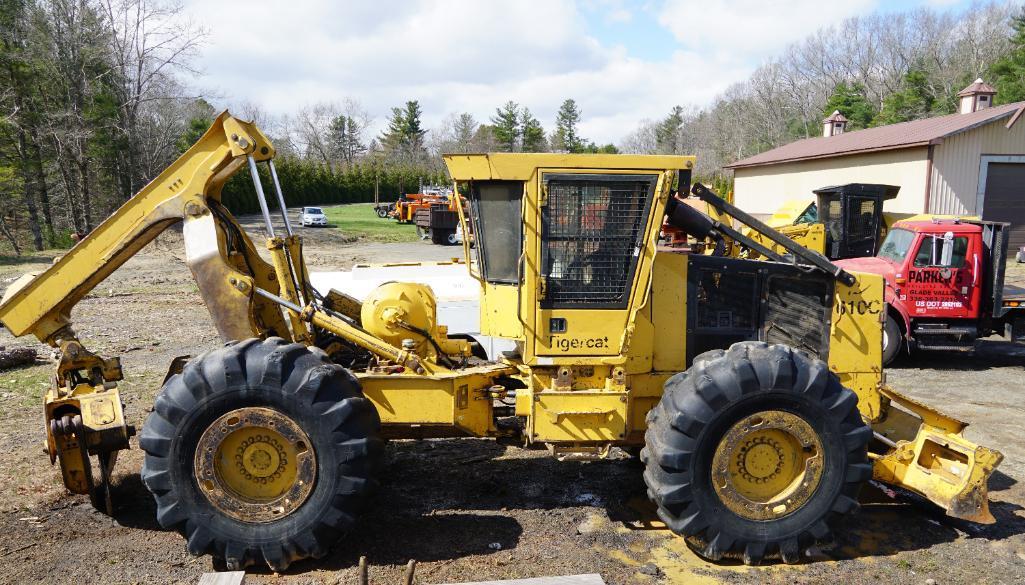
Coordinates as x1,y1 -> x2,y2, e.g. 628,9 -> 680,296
178,0 -> 881,144
657,0 -> 877,62
606,8 -> 633,24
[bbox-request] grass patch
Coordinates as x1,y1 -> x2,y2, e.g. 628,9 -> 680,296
320,203 -> 419,243
0,363 -> 52,416
0,249 -> 61,279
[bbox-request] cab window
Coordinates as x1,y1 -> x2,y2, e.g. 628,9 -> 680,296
469,181 -> 523,284
878,228 -> 915,262
913,234 -> 968,268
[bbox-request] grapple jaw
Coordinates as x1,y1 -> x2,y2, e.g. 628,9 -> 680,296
871,385 -> 1003,524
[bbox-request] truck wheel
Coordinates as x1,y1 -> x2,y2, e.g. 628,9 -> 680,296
446,231 -> 459,246
882,313 -> 903,366
1017,249 -> 1024,263
431,228 -> 455,245
416,225 -> 429,240
140,337 -> 382,571
641,342 -> 871,565
376,207 -> 389,218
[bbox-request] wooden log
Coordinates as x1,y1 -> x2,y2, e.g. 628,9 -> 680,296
0,346 -> 37,370
198,572 -> 245,585
404,559 -> 417,585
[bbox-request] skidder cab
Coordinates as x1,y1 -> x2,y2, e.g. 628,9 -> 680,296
0,116 -> 1003,571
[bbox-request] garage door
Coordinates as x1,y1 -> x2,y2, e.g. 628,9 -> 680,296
983,162 -> 1025,250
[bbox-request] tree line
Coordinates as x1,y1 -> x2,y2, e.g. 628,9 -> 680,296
206,96 -> 615,215
1,0 -> 203,254
0,0 -> 619,252
620,2 -> 1025,180
6,1 -> 1022,254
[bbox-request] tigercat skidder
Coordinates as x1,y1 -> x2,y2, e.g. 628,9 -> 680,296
0,113 -> 1003,570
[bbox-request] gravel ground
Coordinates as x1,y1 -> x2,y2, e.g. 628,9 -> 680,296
0,214 -> 1022,585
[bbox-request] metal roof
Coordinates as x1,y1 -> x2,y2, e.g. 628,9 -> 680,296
726,102 -> 1025,169
823,110 -> 848,123
958,79 -> 997,97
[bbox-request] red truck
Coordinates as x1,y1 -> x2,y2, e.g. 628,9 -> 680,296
835,218 -> 1025,365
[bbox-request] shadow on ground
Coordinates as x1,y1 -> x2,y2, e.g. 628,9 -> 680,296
890,339 -> 1025,371
34,435 -> 1025,575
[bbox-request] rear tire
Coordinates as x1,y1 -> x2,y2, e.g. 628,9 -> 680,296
140,337 -> 382,571
641,342 -> 870,565
376,207 -> 389,219
416,225 -> 429,240
882,313 -> 903,366
431,228 -> 455,245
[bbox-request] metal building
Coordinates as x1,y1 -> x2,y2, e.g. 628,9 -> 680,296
727,79 -> 1025,249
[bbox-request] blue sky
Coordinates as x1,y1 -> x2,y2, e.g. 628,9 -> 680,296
181,0 -> 993,144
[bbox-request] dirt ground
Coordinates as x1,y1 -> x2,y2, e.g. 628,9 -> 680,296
0,215 -> 1023,585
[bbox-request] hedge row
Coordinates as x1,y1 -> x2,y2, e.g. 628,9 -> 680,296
219,158 -> 448,215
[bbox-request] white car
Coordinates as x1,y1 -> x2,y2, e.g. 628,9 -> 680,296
299,206 -> 327,227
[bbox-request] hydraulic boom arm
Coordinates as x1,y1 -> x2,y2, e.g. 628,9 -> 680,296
0,112 -> 289,346
0,112 -> 294,505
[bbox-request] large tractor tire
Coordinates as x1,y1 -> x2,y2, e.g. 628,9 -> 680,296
641,341 -> 871,565
882,313 -> 903,366
140,337 -> 383,571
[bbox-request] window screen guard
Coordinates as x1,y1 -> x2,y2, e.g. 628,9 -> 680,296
540,173 -> 657,309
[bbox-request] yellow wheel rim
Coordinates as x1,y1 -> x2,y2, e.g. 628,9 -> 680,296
711,410 -> 823,521
194,407 -> 316,523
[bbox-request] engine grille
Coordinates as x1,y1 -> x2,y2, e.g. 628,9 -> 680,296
541,175 -> 655,308
764,275 -> 830,356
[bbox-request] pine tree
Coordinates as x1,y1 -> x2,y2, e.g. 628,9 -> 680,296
328,114 -> 367,165
379,106 -> 408,153
552,99 -> 583,153
490,101 -> 520,152
871,70 -> 939,126
989,9 -> 1025,104
176,99 -> 216,153
378,100 -> 426,161
403,100 -> 426,147
453,113 -> 478,147
655,106 -> 685,153
520,108 -> 546,152
823,82 -> 876,130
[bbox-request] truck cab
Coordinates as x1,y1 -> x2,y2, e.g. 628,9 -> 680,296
836,218 -> 1025,364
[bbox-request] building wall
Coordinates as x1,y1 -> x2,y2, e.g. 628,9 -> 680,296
732,147 -> 930,215
930,118 -> 1025,215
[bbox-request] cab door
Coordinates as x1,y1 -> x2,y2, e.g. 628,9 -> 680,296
905,231 -> 980,319
531,171 -> 666,359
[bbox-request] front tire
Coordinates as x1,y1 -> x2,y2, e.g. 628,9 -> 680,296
882,313 -> 902,366
140,338 -> 382,571
641,342 -> 871,565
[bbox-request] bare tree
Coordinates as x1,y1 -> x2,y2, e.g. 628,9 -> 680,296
620,2 -> 1019,176
98,0 -> 204,200
292,102 -> 339,170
